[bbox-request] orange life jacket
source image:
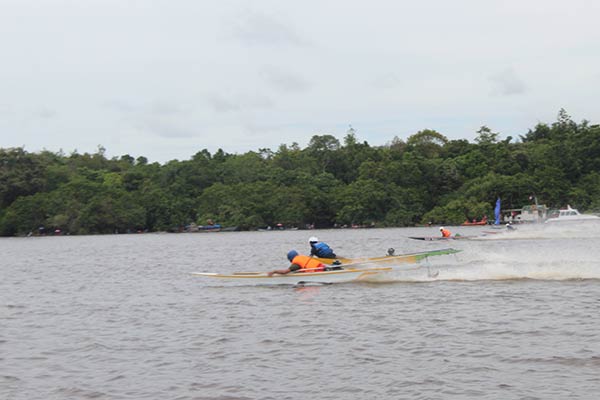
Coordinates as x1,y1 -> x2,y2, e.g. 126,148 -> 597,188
292,255 -> 325,273
441,229 -> 451,237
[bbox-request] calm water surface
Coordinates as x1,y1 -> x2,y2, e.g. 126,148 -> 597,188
2,225 -> 600,399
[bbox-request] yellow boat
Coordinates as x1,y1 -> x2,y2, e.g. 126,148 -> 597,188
192,248 -> 460,285
314,248 -> 460,266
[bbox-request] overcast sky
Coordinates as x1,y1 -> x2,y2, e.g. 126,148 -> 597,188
1,0 -> 599,163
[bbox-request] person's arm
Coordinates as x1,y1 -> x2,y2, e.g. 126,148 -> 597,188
268,268 -> 291,276
268,264 -> 300,276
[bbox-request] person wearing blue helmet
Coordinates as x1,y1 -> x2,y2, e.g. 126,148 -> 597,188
267,250 -> 326,276
287,250 -> 299,261
308,236 -> 337,258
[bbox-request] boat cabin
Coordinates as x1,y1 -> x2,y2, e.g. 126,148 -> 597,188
547,205 -> 580,219
545,205 -> 600,223
502,204 -> 548,223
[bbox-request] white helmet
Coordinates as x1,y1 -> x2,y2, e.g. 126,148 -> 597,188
309,236 -> 319,243
439,227 -> 444,231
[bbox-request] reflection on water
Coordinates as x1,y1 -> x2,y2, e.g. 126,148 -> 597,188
2,224 -> 600,399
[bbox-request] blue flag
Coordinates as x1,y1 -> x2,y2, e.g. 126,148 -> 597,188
494,198 -> 501,225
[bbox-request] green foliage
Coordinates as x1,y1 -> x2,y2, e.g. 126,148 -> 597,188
0,193 -> 48,235
77,192 -> 146,234
571,172 -> 600,212
0,148 -> 48,208
1,109 -> 599,235
406,129 -> 448,158
474,125 -> 499,145
335,179 -> 388,225
422,198 -> 490,225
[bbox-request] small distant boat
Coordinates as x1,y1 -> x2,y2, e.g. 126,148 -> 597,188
257,224 -> 298,231
460,218 -> 488,226
185,221 -> 226,232
197,224 -> 221,232
545,205 -> 600,224
408,235 -> 474,241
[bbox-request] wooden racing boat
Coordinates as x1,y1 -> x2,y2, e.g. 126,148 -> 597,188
192,266 -> 393,285
193,248 -> 461,285
314,248 -> 460,265
408,236 -> 473,241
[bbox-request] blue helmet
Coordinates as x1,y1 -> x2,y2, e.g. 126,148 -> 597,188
287,250 -> 298,261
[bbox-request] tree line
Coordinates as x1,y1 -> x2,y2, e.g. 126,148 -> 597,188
2,109 -> 600,236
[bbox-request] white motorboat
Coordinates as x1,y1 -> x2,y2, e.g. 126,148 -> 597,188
544,205 -> 600,223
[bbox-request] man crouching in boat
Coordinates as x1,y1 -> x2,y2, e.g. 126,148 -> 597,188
268,250 -> 327,276
308,236 -> 337,259
440,227 -> 452,238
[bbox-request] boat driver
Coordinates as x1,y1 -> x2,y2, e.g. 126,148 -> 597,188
440,227 -> 452,237
268,250 -> 327,276
308,237 -> 337,258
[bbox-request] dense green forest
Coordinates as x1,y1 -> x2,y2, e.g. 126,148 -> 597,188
2,109 -> 600,236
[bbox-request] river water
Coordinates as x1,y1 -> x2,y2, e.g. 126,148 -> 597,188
2,224 -> 600,399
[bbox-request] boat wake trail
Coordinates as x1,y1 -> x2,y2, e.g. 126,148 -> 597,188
362,234 -> 600,283
476,222 -> 600,241
362,259 -> 600,283
429,259 -> 600,282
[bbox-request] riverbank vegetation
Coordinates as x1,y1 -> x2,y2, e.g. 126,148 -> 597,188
2,109 -> 600,236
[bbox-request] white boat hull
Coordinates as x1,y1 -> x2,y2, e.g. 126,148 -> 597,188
192,267 -> 392,285
545,215 -> 600,223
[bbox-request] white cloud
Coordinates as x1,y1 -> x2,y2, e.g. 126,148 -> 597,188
489,68 -> 527,96
260,67 -> 311,93
227,9 -> 307,47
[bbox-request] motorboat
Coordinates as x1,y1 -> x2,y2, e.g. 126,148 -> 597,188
544,205 -> 600,223
192,248 -> 462,285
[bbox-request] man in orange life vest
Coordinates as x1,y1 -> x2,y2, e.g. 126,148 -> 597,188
440,227 -> 452,237
268,250 -> 326,276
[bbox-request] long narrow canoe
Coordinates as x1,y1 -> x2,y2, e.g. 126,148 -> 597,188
408,236 -> 473,241
192,266 -> 393,285
314,248 -> 461,266
192,248 -> 461,285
